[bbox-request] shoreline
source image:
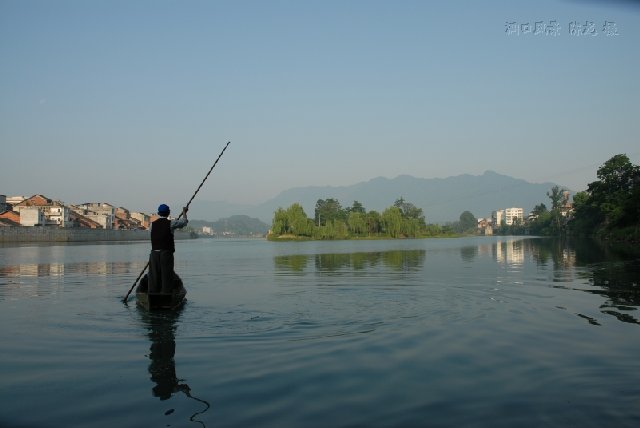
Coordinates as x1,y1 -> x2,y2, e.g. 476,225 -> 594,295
0,227 -> 195,243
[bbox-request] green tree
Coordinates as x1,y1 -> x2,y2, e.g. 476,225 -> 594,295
393,197 -> 427,236
569,190 -> 601,235
588,154 -> 639,227
271,207 -> 289,235
401,217 -> 422,237
394,197 -> 425,222
347,200 -> 366,215
423,223 -> 442,236
547,185 -> 564,211
458,211 -> 477,233
347,211 -> 367,236
546,185 -> 566,233
315,198 -> 345,226
332,219 -> 349,239
366,210 -> 382,236
287,203 -> 312,236
568,154 -> 640,239
528,210 -> 551,235
271,204 -> 312,237
382,206 -> 403,238
531,203 -> 547,217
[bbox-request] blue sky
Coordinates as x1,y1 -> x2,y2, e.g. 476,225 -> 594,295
1,0 -> 639,213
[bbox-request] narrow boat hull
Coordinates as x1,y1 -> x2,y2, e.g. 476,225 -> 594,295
135,274 -> 187,310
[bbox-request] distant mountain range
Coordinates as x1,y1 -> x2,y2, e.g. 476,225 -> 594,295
189,215 -> 269,236
189,171 -> 567,225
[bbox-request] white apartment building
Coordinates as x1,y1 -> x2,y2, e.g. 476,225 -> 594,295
47,206 -> 72,227
504,207 -> 524,225
13,198 -> 72,227
19,206 -> 46,226
492,207 -> 524,226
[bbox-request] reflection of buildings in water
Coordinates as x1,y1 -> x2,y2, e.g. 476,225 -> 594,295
0,263 -> 65,278
274,250 -> 426,274
66,261 -> 138,276
141,310 -> 210,425
0,261 -> 141,278
495,240 -> 525,265
559,248 -> 577,269
0,264 -> 66,299
0,260 -> 145,299
476,242 -> 494,257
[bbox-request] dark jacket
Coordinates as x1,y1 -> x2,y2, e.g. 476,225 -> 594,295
151,217 -> 175,252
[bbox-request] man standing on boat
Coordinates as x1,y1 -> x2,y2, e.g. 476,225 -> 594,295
148,204 -> 188,294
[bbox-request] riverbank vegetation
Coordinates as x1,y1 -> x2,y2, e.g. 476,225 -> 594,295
569,154 -> 640,241
526,154 -> 639,241
268,198 -> 458,240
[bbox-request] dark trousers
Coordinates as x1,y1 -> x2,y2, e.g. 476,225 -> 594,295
148,250 -> 175,294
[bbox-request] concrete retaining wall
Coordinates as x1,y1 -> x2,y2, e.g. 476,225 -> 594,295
0,227 -> 194,243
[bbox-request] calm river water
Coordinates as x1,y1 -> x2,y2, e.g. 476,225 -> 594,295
0,236 -> 639,428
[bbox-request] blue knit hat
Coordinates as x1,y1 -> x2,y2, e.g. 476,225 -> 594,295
158,204 -> 170,215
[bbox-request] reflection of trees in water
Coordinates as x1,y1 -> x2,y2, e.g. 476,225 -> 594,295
459,246 -> 478,262
589,260 -> 640,325
274,250 -> 426,274
141,309 -> 210,426
527,238 -> 640,325
315,250 -> 425,272
378,250 -> 426,271
274,255 -> 308,272
525,238 -> 576,269
527,237 -> 640,268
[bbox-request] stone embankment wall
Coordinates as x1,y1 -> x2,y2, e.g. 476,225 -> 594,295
0,227 -> 194,243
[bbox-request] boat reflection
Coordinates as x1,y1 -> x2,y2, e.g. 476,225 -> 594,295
139,309 -> 210,426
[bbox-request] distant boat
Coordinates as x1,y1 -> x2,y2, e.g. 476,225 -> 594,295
135,274 -> 187,310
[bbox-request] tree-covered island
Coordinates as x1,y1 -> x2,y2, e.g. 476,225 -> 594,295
268,154 -> 640,242
268,197 -> 458,240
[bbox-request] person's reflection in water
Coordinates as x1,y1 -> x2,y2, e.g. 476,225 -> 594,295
142,308 -> 210,426
146,310 -> 185,399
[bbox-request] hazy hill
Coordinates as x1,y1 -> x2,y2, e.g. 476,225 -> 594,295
190,171 -> 567,224
189,215 -> 269,236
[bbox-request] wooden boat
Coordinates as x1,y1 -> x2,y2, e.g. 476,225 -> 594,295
136,274 -> 187,310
